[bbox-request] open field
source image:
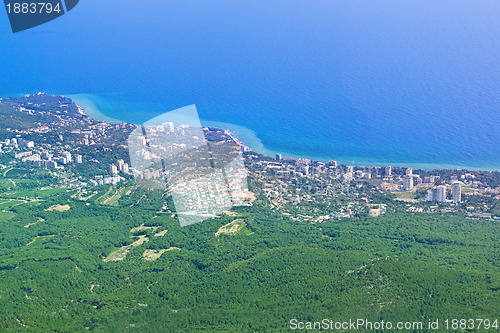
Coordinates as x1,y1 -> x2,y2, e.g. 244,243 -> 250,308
0,199 -> 26,210
0,211 -> 15,221
45,204 -> 71,212
215,219 -> 247,236
130,224 -> 160,233
97,186 -> 135,206
103,235 -> 150,262
0,187 -> 68,199
393,191 -> 419,203
154,229 -> 168,237
142,247 -> 180,261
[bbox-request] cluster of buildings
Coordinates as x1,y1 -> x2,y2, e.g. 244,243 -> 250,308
3,136 -> 86,169
382,166 -> 464,204
0,138 -> 34,151
89,175 -> 122,186
2,133 -> 130,188
246,154 -> 377,220
424,182 -> 462,204
111,159 -> 130,175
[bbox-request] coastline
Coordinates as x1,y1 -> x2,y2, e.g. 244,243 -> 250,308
64,93 -> 500,172
65,93 -> 124,124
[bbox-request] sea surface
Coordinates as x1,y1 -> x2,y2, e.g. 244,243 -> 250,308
1,0 -> 499,170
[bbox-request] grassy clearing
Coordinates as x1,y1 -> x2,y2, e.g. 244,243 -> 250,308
0,179 -> 16,188
1,187 -> 67,199
130,224 -> 161,233
103,188 -> 127,206
103,236 -> 149,262
45,204 -> 71,212
0,211 -> 15,221
154,229 -> 168,237
123,185 -> 138,196
0,199 -> 25,210
215,219 -> 247,236
97,186 -> 129,206
394,191 -> 418,203
142,247 -> 180,261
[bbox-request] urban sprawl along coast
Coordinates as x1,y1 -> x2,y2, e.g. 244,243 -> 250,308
1,93 -> 499,222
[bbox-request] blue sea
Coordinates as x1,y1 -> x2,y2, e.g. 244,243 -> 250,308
1,0 -> 499,170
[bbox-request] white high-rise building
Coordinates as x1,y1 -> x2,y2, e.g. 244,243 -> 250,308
62,151 -> 72,163
405,168 -> 413,176
110,164 -> 118,174
425,188 -> 435,202
385,166 -> 392,176
436,185 -> 447,203
76,155 -> 83,164
19,139 -> 34,148
452,182 -> 461,204
164,122 -> 174,132
403,175 -> 413,191
275,154 -> 282,161
117,159 -> 125,172
123,163 -> 129,174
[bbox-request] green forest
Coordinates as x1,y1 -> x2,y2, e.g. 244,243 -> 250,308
0,169 -> 498,332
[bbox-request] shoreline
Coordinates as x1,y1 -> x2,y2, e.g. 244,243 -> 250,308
42,92 -> 500,172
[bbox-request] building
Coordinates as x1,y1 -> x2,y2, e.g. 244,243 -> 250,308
425,186 -> 447,203
436,185 -> 447,203
385,166 -> 392,176
275,154 -> 282,162
76,155 -> 83,164
452,181 -> 462,203
117,159 -> 125,171
19,139 -> 35,148
62,151 -> 72,163
425,188 -> 436,202
405,168 -> 413,176
347,166 -> 354,173
403,175 -> 413,191
122,163 -> 129,174
164,122 -> 174,132
110,164 -> 118,174
328,160 -> 337,168
54,156 -> 68,165
343,172 -> 353,182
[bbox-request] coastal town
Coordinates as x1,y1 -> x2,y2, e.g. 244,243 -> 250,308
1,93 -> 499,223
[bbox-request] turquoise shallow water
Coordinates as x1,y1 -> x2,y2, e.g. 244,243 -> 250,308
67,93 -> 499,171
1,0 -> 499,170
